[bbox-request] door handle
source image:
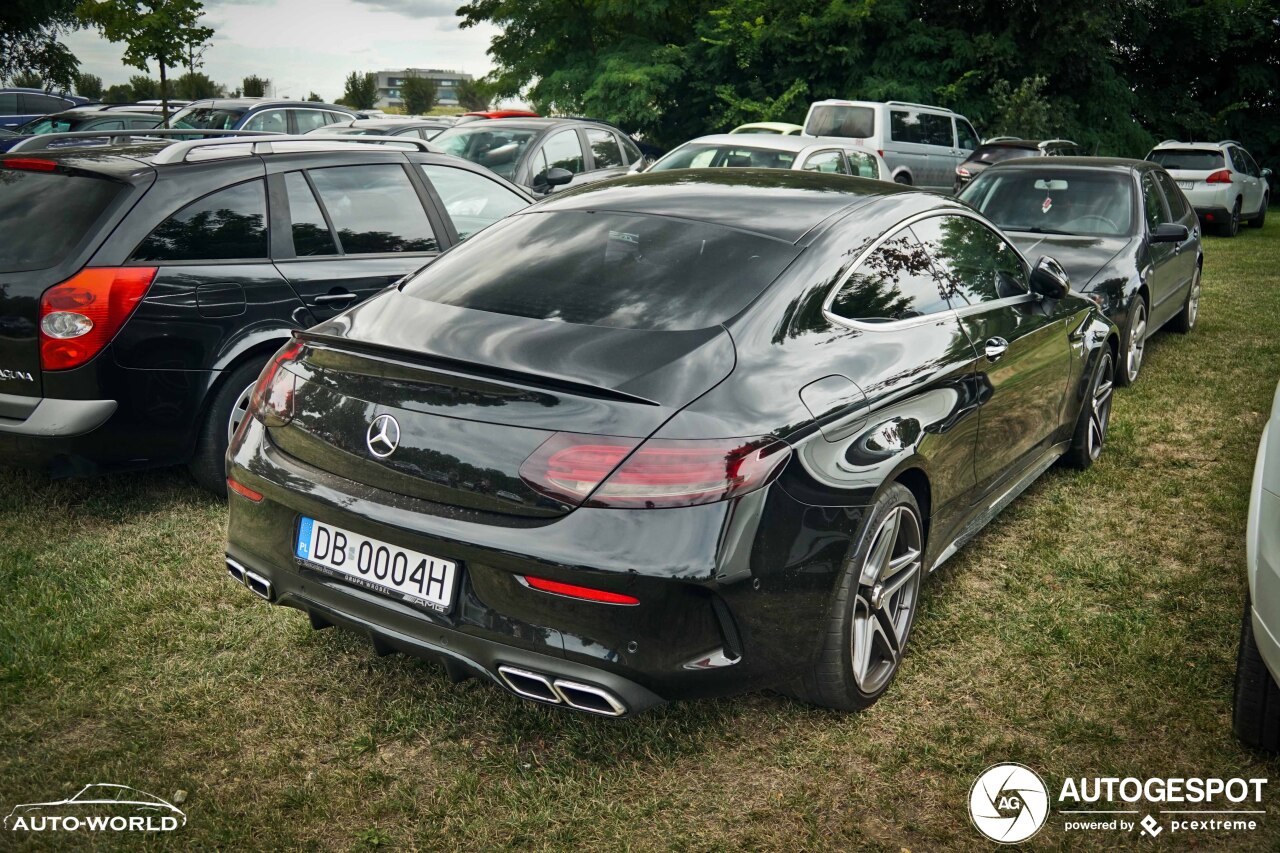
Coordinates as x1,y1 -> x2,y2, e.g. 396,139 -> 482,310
984,337 -> 1009,361
313,292 -> 358,305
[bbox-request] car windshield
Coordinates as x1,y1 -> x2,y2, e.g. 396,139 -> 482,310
1147,149 -> 1225,171
960,170 -> 1134,238
650,144 -> 797,171
166,106 -> 246,130
401,210 -> 801,331
970,145 -> 1038,165
430,126 -> 539,179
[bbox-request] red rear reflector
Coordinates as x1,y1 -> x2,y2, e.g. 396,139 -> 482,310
522,575 -> 639,605
227,477 -> 263,501
2,158 -> 57,172
1206,169 -> 1233,184
39,267 -> 158,371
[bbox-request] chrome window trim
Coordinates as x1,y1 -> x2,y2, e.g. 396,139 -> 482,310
821,207 -> 1034,332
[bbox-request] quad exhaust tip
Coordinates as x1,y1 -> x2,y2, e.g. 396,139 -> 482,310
496,665 -> 627,717
226,557 -> 274,602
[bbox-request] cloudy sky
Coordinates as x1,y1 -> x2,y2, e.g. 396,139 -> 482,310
64,0 -> 500,102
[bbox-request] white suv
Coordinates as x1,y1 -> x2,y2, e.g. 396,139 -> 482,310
1147,140 -> 1270,237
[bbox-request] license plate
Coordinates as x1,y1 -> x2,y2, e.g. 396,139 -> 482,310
295,517 -> 457,612
1178,180 -> 1194,190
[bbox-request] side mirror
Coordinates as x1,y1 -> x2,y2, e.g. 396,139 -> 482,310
1263,167 -> 1273,179
543,167 -> 573,188
1150,222 -> 1189,244
1029,256 -> 1070,300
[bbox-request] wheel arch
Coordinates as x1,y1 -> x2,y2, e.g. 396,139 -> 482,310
893,467 -> 932,549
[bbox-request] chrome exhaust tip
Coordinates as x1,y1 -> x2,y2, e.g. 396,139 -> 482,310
226,558 -> 247,585
243,569 -> 274,602
552,679 -> 627,717
496,665 -> 561,704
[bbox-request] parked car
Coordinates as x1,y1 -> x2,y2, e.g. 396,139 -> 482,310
729,122 -> 804,136
958,157 -> 1201,387
645,134 -> 886,180
223,169 -> 1117,717
0,88 -> 92,129
954,138 -> 1082,193
455,109 -> 540,123
304,118 -> 452,141
1146,140 -> 1270,237
431,117 -> 644,195
1236,378 -> 1280,750
0,133 -> 532,493
165,98 -> 358,134
801,99 -> 981,190
82,100 -> 192,117
0,110 -> 161,152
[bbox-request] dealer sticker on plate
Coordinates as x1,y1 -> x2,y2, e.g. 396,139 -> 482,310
295,517 -> 457,612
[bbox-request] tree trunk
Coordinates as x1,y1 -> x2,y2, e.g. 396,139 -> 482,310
159,62 -> 169,124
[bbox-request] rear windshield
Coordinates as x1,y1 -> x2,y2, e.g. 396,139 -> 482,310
0,169 -> 122,271
402,210 -> 800,331
960,169 -> 1135,238
1147,149 -> 1225,171
651,144 -> 798,171
970,145 -> 1038,164
805,106 -> 875,139
167,107 -> 246,130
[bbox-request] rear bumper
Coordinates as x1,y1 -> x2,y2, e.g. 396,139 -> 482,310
1193,204 -> 1233,223
0,393 -> 116,436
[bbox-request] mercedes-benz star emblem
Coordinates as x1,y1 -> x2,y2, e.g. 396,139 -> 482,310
366,414 -> 400,458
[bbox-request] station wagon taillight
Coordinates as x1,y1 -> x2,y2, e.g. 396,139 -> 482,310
1206,169 -> 1233,184
39,267 -> 158,371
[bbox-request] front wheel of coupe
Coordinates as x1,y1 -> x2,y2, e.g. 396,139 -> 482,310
1061,348 -> 1114,470
1171,265 -> 1201,334
1116,294 -> 1148,387
788,483 -> 925,711
189,357 -> 268,496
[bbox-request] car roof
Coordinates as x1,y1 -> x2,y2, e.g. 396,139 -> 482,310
36,109 -> 158,120
675,134 -> 827,153
448,117 -> 603,131
532,168 -> 909,243
182,98 -> 352,111
976,140 -> 1042,151
1150,141 -> 1228,150
985,156 -> 1154,172
349,118 -> 449,129
0,87 -> 81,97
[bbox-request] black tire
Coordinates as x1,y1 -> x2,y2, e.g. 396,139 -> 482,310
1170,263 -> 1201,334
787,483 -> 925,711
1219,198 -> 1242,237
188,357 -> 268,496
1249,195 -> 1268,228
1115,294 -> 1147,388
1061,347 -> 1114,470
1233,595 -> 1280,751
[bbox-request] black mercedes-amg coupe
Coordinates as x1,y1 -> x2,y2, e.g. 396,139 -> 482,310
224,169 -> 1119,716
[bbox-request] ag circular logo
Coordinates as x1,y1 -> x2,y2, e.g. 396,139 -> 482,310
365,414 -> 400,459
969,763 -> 1050,844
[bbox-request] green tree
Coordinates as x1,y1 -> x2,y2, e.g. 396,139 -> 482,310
455,77 -> 493,111
1,0 -> 82,90
241,74 -> 268,97
103,83 -> 131,102
12,70 -> 45,89
988,76 -> 1052,140
343,71 -> 378,110
77,0 -> 214,121
175,69 -> 219,100
400,71 -> 436,114
74,71 -> 103,98
305,91 -> 322,102
127,73 -> 172,100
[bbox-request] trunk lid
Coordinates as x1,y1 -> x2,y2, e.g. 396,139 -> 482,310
272,290 -> 737,518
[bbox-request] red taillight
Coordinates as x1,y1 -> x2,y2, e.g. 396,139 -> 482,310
520,433 -> 791,509
2,158 -> 58,172
522,575 -> 639,605
1206,169 -> 1233,184
248,338 -> 305,428
39,267 -> 158,371
227,477 -> 263,501
956,166 -> 970,177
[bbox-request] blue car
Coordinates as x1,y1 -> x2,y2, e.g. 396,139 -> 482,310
0,88 -> 93,129
165,98 -> 357,134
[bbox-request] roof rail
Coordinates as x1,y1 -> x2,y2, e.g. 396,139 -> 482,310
5,128 -> 279,153
885,100 -> 954,114
1038,138 -> 1079,148
1157,139 -> 1181,146
984,135 -> 1021,143
149,133 -> 439,165
1219,139 -> 1241,146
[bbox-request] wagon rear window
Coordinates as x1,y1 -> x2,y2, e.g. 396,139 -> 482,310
0,169 -> 122,271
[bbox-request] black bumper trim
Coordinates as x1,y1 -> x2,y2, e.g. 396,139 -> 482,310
0,394 -> 116,436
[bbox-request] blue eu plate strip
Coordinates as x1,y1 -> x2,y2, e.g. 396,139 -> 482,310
296,517 -> 315,559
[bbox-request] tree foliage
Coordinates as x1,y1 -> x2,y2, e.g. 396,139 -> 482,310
242,74 -> 268,97
343,71 -> 378,110
0,0 -> 81,90
11,71 -> 45,89
455,77 -> 493,111
75,71 -> 103,98
175,70 -> 220,100
126,73 -> 173,100
305,91 -> 322,102
989,76 -> 1052,140
103,83 -> 132,102
400,72 -> 436,114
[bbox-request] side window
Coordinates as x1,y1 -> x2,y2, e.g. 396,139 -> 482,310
284,172 -> 339,256
326,112 -> 350,125
586,129 -> 624,170
919,113 -> 954,147
0,93 -> 17,114
537,130 -> 585,180
23,94 -> 69,113
957,119 -> 979,151
1154,171 -> 1189,219
307,164 -> 438,254
1141,173 -> 1168,230
912,214 -> 1027,305
889,110 -> 920,144
242,109 -> 287,133
829,229 -> 957,322
292,110 -> 330,134
421,165 -> 527,240
801,150 -> 846,174
846,151 -> 879,178
1238,148 -> 1260,177
131,180 -> 268,262
621,136 -> 642,165
92,120 -> 124,130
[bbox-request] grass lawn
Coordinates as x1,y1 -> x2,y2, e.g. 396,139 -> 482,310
3,220 -> 1280,851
